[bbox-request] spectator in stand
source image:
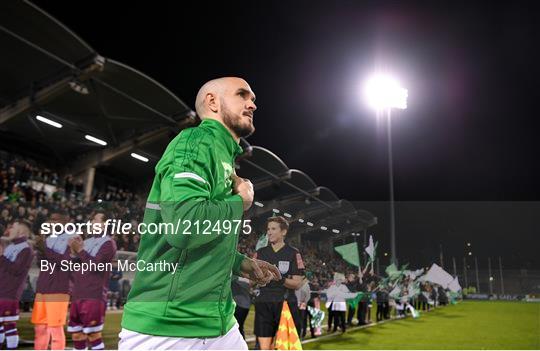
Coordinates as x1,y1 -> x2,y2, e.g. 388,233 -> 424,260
131,234 -> 140,252
75,179 -> 84,195
15,206 -> 26,220
0,209 -> 11,229
64,175 -> 74,195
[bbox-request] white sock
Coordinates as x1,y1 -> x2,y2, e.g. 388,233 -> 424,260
6,334 -> 19,349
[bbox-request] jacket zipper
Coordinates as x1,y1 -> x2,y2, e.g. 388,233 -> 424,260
166,249 -> 187,302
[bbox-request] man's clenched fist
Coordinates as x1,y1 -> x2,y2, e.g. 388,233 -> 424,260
232,174 -> 254,211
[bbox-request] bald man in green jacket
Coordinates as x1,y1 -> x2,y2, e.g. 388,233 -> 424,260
120,77 -> 280,350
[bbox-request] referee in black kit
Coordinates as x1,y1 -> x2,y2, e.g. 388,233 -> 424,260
254,216 -> 305,350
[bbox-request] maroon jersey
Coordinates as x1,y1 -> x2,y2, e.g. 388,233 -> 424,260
0,237 -> 34,300
71,236 -> 116,301
35,233 -> 72,294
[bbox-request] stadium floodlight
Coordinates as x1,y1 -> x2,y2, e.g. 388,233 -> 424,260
283,212 -> 292,218
364,72 -> 408,267
364,74 -> 408,111
332,229 -> 340,234
298,218 -> 305,223
468,251 -> 472,256
254,201 -> 264,207
306,222 -> 314,227
131,153 -> 149,162
467,242 -> 471,247
36,115 -> 62,128
85,134 -> 107,146
272,208 -> 280,214
320,226 -> 328,231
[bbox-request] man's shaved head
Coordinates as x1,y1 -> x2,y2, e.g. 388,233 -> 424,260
195,77 -> 257,140
195,77 -> 228,117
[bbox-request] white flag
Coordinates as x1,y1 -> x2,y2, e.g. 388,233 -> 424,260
255,234 -> 268,250
419,263 -> 454,288
448,277 -> 462,293
389,285 -> 401,299
365,235 -> 376,262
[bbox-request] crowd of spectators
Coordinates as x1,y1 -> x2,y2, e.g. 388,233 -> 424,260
2,151 -> 359,288
0,152 -> 145,252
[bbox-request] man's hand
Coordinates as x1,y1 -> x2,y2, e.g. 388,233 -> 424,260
68,235 -> 83,254
240,258 -> 281,286
232,175 -> 254,211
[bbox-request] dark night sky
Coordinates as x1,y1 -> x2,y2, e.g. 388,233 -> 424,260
32,1 -> 540,268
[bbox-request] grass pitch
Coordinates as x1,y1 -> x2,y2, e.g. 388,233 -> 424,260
14,300 -> 539,349
306,301 -> 540,349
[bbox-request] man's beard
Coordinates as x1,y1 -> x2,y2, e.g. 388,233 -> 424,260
221,102 -> 255,138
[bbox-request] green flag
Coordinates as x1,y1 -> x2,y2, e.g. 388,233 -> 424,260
346,292 -> 367,309
385,263 -> 400,280
334,242 -> 360,267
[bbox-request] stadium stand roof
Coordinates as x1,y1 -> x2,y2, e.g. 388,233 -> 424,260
0,0 -> 196,178
0,0 -> 376,241
238,145 -> 377,240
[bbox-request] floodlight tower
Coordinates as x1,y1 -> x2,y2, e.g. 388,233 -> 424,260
364,74 -> 408,266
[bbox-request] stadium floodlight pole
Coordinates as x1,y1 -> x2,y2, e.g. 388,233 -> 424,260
463,257 -> 469,289
474,256 -> 480,293
488,257 -> 493,295
364,74 -> 408,266
498,256 -> 505,295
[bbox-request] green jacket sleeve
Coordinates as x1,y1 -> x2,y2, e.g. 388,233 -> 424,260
159,129 -> 244,250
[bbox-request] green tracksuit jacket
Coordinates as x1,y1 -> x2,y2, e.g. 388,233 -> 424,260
121,119 -> 248,337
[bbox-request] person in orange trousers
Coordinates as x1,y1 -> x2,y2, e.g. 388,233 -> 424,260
31,210 -> 72,350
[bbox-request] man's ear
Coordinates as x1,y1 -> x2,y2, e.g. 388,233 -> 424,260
207,93 -> 219,113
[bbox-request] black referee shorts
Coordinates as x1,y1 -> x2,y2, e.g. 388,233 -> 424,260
254,301 -> 301,337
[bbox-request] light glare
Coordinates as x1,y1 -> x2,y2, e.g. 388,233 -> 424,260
364,74 -> 408,111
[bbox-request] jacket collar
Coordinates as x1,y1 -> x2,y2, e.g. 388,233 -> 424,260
200,119 -> 243,157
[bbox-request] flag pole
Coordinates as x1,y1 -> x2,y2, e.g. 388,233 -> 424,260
355,242 -> 364,283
